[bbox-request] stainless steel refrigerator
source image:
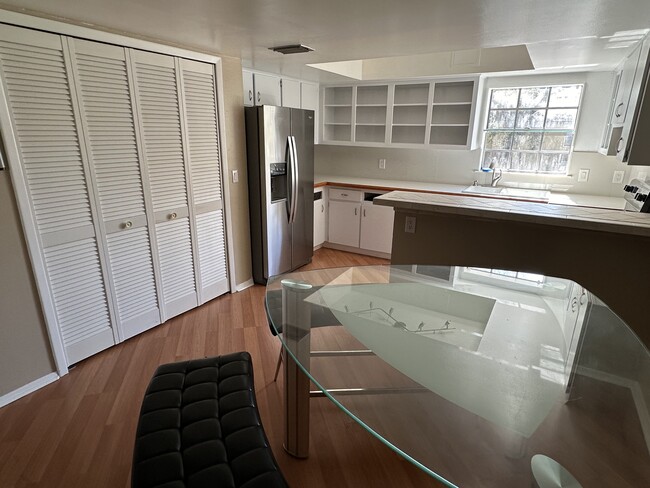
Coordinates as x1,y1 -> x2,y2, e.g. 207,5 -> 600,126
245,105 -> 314,284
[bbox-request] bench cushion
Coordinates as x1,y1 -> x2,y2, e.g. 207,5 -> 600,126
133,352 -> 288,488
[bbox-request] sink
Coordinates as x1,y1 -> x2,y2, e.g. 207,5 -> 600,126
462,186 -> 550,202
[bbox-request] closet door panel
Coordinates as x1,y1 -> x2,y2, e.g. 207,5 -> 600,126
69,38 -> 160,337
179,59 -> 228,302
131,49 -> 197,317
0,24 -> 114,364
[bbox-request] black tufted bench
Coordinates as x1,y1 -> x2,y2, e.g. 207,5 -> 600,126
132,351 -> 289,488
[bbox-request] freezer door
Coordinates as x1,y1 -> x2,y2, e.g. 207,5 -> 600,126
290,108 -> 315,269
262,106 -> 292,279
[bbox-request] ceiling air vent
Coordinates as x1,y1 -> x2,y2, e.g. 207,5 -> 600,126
270,44 -> 313,55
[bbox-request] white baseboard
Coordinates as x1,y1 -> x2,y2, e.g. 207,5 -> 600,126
235,278 -> 255,292
577,366 -> 650,454
323,242 -> 391,259
0,372 -> 59,409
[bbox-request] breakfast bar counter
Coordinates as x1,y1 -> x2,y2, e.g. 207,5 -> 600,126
374,190 -> 650,348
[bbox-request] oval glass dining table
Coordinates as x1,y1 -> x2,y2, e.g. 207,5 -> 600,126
265,265 -> 650,488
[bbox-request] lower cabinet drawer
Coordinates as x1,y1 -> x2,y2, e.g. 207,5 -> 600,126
329,188 -> 362,202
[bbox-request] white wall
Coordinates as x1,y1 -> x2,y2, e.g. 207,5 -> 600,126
316,70 -> 648,197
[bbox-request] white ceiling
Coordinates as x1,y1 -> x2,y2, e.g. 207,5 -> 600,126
2,0 -> 650,81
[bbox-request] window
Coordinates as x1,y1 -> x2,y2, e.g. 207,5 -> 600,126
466,267 -> 545,285
482,85 -> 583,174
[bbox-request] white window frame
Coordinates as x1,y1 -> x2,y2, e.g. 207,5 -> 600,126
481,84 -> 584,175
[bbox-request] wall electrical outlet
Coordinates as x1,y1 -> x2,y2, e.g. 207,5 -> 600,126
405,215 -> 416,234
378,158 -> 386,169
232,169 -> 239,183
612,170 -> 625,184
577,169 -> 590,183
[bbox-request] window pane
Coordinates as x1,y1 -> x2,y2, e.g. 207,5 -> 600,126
539,153 -> 569,173
542,132 -> 574,151
483,150 -> 511,169
512,132 -> 542,150
545,109 -> 577,129
510,152 -> 540,172
549,85 -> 582,107
490,89 -> 519,109
487,109 -> 516,128
485,131 -> 513,150
515,109 -> 545,129
519,87 -> 549,108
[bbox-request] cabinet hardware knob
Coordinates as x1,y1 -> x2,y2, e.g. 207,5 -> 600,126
579,292 -> 587,306
249,90 -> 253,102
615,102 -> 624,118
341,193 -> 348,197
257,91 -> 261,103
354,208 -> 357,216
321,204 -> 324,213
616,136 -> 624,153
363,209 -> 366,217
169,212 -> 177,220
124,220 -> 133,229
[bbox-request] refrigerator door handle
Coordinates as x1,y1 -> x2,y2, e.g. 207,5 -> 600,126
290,135 -> 299,224
285,136 -> 293,221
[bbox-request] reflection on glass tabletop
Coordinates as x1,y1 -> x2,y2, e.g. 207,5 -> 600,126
266,265 -> 649,488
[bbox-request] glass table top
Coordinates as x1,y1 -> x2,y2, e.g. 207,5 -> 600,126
265,265 -> 650,488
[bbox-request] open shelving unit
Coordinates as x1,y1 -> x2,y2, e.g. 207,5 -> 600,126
392,83 -> 429,144
355,85 -> 389,143
429,81 -> 474,146
323,86 -> 353,142
321,77 -> 478,148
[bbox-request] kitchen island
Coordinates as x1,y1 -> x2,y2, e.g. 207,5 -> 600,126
374,190 -> 650,348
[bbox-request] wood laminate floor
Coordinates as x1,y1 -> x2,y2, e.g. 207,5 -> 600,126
0,248 -> 442,488
1,248 -> 647,487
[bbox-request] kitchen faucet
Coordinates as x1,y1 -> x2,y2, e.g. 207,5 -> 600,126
491,168 -> 503,187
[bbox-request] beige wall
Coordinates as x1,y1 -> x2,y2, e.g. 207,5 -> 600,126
220,56 -> 253,287
0,170 -> 55,397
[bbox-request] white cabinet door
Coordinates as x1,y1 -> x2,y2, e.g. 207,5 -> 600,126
130,49 -> 198,320
360,202 -> 394,254
242,69 -> 254,107
314,189 -> 327,247
328,200 -> 360,248
253,72 -> 281,106
68,38 -> 160,340
0,24 -> 115,365
613,44 -> 642,125
301,82 -> 319,111
178,58 -> 229,303
282,78 -> 301,108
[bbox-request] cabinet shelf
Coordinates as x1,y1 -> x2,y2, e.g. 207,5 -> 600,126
356,123 -> 386,126
393,103 -> 428,107
430,123 -> 469,127
356,103 -> 387,107
392,123 -> 426,127
432,102 -> 472,106
325,122 -> 351,126
324,103 -> 352,107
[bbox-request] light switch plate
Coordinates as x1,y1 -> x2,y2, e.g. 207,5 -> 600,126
378,158 -> 386,169
612,170 -> 625,184
577,169 -> 590,182
232,169 -> 239,183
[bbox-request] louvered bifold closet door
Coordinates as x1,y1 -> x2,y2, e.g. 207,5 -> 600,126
0,24 -> 115,364
68,38 -> 161,339
179,59 -> 229,303
130,50 -> 198,319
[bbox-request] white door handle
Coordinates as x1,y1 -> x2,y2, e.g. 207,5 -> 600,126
124,220 -> 133,229
169,212 -> 177,220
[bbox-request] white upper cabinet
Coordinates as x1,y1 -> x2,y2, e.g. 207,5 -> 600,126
301,82 -> 319,111
321,77 -> 479,148
242,69 -> 254,107
253,72 -> 281,106
281,78 -> 301,108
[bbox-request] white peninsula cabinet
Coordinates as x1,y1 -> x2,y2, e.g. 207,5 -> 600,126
321,77 -> 479,149
324,187 -> 394,257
